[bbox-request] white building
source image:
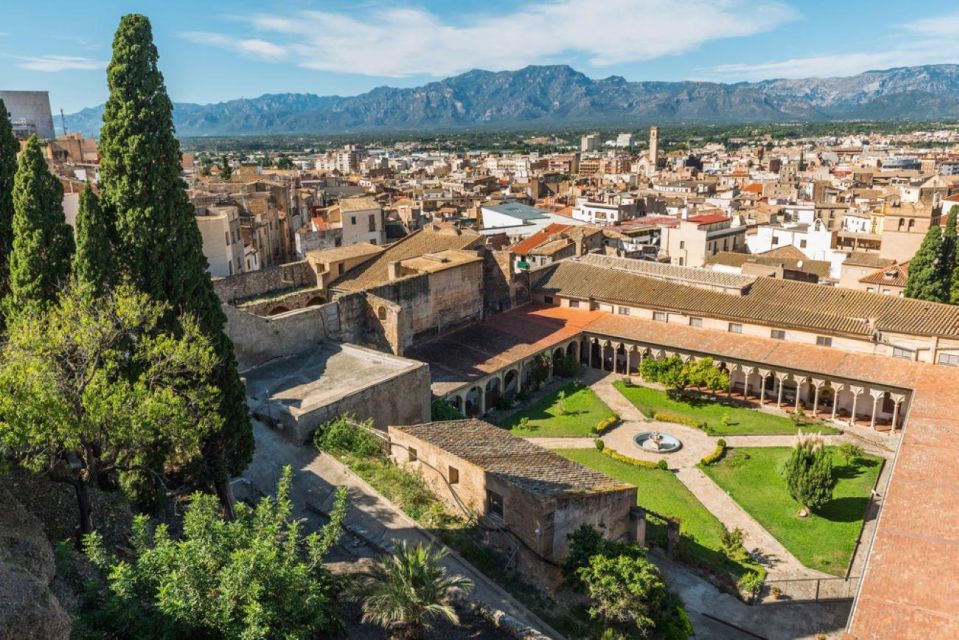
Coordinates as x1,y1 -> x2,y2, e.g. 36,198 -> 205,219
746,218 -> 846,278
572,197 -> 638,225
195,205 -> 245,277
581,134 -> 601,152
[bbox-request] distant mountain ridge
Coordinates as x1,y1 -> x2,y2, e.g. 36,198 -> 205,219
64,64 -> 959,137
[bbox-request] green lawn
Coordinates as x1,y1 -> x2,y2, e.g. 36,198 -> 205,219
555,448 -> 759,580
701,447 -> 882,575
497,381 -> 614,437
613,381 -> 840,436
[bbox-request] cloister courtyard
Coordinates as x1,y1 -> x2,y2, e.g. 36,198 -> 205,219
483,368 -> 890,600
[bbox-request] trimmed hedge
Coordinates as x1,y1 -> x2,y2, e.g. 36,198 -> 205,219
602,447 -> 669,471
651,411 -> 707,431
700,439 -> 727,466
593,414 -> 621,434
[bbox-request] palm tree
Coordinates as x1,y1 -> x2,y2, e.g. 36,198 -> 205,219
348,541 -> 474,638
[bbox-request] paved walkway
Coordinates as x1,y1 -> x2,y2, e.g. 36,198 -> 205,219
242,420 -> 561,639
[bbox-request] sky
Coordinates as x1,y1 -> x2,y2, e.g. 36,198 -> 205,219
3,0 -> 959,113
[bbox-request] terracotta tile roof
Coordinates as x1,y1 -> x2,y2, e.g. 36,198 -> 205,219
306,242 -> 384,263
532,259 -> 959,340
579,254 -> 755,290
512,223 -> 572,255
705,251 -> 833,279
331,225 -> 482,292
843,252 -> 895,269
393,419 -> 631,497
338,195 -> 380,213
859,262 -> 909,288
687,213 -> 730,225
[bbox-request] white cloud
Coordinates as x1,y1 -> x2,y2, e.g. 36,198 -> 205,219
16,55 -> 106,72
185,0 -> 798,77
178,31 -> 287,60
704,10 -> 959,81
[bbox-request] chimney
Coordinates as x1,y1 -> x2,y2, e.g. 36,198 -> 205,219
388,260 -> 402,280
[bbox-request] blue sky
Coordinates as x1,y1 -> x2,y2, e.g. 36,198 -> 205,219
3,0 -> 959,113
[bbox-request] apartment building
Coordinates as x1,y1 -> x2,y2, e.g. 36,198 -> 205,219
662,213 -> 746,267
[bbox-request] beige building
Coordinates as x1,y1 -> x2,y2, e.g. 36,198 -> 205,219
339,195 -> 386,246
196,205 -> 244,277
878,202 -> 941,262
662,213 -> 746,267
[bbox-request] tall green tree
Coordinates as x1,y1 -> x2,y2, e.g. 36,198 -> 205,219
97,14 -> 253,513
219,153 -> 232,180
0,98 -> 17,315
0,284 -> 222,535
782,433 -> 835,514
73,184 -> 115,295
946,206 -> 959,304
941,205 -> 957,272
904,224 -> 947,302
3,135 -> 74,322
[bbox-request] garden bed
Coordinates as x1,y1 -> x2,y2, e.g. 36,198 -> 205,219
497,380 -> 615,437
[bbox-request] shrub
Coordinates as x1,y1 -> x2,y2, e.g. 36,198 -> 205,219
595,438 -> 605,451
562,524 -> 643,587
518,416 -> 532,431
782,433 -> 835,512
594,414 -> 620,434
577,553 -> 667,637
650,411 -> 702,429
790,409 -> 807,427
720,525 -> 748,562
657,459 -> 669,471
553,354 -> 581,378
721,413 -> 731,428
737,570 -> 765,601
556,390 -> 568,415
838,442 -> 865,466
700,440 -> 727,466
314,415 -> 383,458
430,398 -> 465,421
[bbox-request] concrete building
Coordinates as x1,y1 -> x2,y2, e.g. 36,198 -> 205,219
649,126 -> 659,164
571,198 -> 638,225
196,205 -> 244,277
0,90 -> 55,139
388,420 -> 638,568
580,133 -> 601,152
339,195 -> 386,246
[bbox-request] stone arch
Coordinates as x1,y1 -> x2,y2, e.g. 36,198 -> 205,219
552,347 -> 565,363
503,369 -> 520,398
484,377 -> 502,413
447,395 -> 463,412
566,340 -> 578,360
267,305 -> 290,316
306,296 -> 326,307
590,341 -> 601,368
464,386 -> 483,417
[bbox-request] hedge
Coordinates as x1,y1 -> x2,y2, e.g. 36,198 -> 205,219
700,439 -> 727,466
651,411 -> 707,430
602,447 -> 670,471
593,414 -> 621,434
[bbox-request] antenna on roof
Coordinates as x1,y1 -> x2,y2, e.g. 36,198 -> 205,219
60,108 -> 67,136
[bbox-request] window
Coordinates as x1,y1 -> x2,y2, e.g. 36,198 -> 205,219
816,336 -> 832,347
679,240 -> 685,249
487,490 -> 504,518
653,311 -> 667,322
543,296 -> 554,304
338,263 -> 344,275
893,347 -> 913,360
448,466 -> 459,485
689,317 -> 702,327
771,329 -> 786,340
351,216 -> 357,225
619,307 -> 631,316
800,239 -> 807,249
225,231 -> 230,246
407,447 -> 417,462
938,353 -> 959,366
728,323 -> 742,334
772,236 -> 779,245
569,300 -> 580,309
369,214 -> 376,232
678,257 -> 684,266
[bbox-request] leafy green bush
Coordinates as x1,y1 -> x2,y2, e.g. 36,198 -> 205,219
838,442 -> 865,465
650,411 -> 703,429
595,438 -> 605,451
782,434 -> 835,511
602,448 -> 669,470
430,398 -> 465,421
593,414 -> 620,434
737,570 -> 765,601
553,354 -> 581,378
314,415 -> 383,457
657,459 -> 669,471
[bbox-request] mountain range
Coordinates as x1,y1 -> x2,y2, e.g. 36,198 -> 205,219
64,64 -> 959,137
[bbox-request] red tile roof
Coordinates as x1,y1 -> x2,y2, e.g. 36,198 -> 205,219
512,223 -> 572,255
686,213 -> 730,225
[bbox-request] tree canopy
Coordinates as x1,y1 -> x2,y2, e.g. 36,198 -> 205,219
0,98 -> 17,315
73,184 -> 116,295
904,224 -> 947,302
782,433 -> 835,512
0,284 -> 222,534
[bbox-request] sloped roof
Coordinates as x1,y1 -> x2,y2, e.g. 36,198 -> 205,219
393,420 -> 632,498
859,261 -> 909,288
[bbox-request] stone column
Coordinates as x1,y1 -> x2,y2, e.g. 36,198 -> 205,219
588,339 -> 596,369
869,389 -> 885,429
811,378 -> 825,417
478,387 -> 486,416
742,367 -> 754,399
849,385 -> 864,427
794,376 -> 808,412
759,369 -> 771,405
638,348 -> 645,379
776,373 -> 788,408
891,393 -> 905,430
727,363 -> 737,396
831,383 -> 845,421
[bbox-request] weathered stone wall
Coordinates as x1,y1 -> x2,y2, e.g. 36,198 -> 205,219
213,260 -> 316,303
551,489 -> 637,559
224,303 -> 339,370
238,287 -> 326,316
483,248 -> 516,315
0,487 -> 70,640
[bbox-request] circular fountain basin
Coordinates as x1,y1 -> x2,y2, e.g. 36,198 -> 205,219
633,431 -> 683,453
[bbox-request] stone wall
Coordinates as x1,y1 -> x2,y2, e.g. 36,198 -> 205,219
225,302 -> 340,371
483,248 -> 516,315
213,260 -> 316,303
237,287 -> 327,316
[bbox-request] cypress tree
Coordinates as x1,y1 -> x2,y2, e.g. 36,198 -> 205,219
3,135 -> 74,322
0,99 -> 17,317
904,224 -> 947,302
73,184 -> 115,295
220,154 -> 232,180
941,206 -> 957,276
97,14 -> 252,512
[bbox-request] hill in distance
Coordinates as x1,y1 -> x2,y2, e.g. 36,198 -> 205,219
64,63 -> 959,137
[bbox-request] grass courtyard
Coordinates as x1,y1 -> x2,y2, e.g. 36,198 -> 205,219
555,448 -> 760,580
613,381 -> 841,436
497,380 -> 614,437
701,447 -> 883,575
